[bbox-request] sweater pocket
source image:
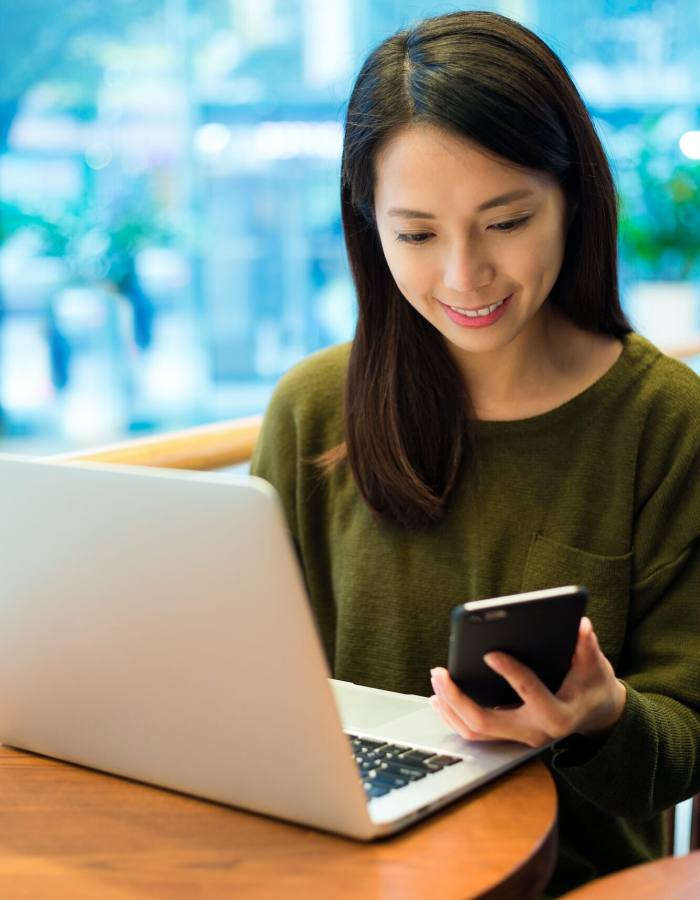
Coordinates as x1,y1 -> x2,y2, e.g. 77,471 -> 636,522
521,532 -> 632,665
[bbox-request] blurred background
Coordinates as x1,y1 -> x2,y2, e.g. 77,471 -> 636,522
1,0 -> 699,454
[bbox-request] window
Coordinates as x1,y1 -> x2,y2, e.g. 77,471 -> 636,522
0,0 -> 698,452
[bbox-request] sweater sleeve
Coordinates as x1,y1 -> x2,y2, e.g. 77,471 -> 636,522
552,544 -> 700,819
249,342 -> 349,568
249,371 -> 301,549
552,364 -> 700,819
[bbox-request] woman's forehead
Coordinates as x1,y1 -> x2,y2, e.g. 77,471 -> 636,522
374,124 -> 556,212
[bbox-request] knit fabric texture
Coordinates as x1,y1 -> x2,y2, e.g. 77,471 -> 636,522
250,332 -> 700,896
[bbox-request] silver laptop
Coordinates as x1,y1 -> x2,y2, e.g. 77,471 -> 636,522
0,455 -> 538,840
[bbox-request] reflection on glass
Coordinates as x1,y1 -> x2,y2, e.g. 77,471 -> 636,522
0,0 -> 698,453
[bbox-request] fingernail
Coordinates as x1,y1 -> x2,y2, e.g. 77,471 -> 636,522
483,653 -> 500,670
430,668 -> 439,677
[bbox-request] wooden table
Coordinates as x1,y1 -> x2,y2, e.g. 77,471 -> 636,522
0,746 -> 557,899
563,850 -> 700,899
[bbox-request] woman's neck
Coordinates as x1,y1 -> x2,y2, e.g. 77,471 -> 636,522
449,307 -> 623,421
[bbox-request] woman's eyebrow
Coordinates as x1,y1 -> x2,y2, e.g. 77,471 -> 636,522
387,188 -> 535,219
386,207 -> 436,219
477,188 -> 535,211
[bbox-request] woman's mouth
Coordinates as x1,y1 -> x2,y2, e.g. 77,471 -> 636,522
439,294 -> 512,328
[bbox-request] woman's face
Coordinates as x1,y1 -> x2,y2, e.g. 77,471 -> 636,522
374,124 -> 568,364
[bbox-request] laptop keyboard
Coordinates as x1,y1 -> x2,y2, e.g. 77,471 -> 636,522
347,734 -> 462,800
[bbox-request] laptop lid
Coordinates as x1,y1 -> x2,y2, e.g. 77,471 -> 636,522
0,455 -> 376,839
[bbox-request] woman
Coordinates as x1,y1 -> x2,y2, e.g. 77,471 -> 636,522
251,10 -> 699,896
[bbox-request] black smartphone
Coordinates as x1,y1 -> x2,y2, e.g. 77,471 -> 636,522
447,585 -> 588,708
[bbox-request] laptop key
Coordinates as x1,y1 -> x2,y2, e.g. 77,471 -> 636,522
366,750 -> 402,766
366,771 -> 410,789
427,754 -> 462,766
382,744 -> 410,754
400,750 -> 435,763
364,783 -> 391,798
380,762 -> 426,781
352,738 -> 387,750
383,756 -> 431,773
361,747 -> 383,759
351,737 -> 456,785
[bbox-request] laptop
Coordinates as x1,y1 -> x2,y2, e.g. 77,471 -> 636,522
0,454 -> 539,840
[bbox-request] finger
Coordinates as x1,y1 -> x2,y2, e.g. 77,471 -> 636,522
431,668 -> 495,735
432,692 -> 545,747
578,617 -> 598,655
429,695 -> 492,741
483,653 -> 568,737
432,666 -> 553,745
557,642 -> 610,706
429,694 -> 469,737
570,616 -> 587,659
570,618 -> 607,677
483,653 -> 553,704
432,666 -> 542,742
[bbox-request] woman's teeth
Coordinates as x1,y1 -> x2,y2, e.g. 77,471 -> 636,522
449,297 -> 507,318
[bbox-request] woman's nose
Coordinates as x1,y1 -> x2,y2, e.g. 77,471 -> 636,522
442,240 -> 494,294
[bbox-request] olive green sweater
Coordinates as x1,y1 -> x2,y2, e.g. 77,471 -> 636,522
250,333 -> 700,896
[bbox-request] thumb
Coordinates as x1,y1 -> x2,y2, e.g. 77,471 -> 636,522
572,617 -> 598,665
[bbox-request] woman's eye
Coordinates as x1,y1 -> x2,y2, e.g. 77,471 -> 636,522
396,232 -> 433,244
489,216 -> 531,233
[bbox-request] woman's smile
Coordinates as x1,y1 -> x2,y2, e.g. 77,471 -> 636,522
438,294 -> 513,328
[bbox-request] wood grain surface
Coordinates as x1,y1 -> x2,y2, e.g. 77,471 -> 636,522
0,746 -> 557,900
50,415 -> 263,471
562,849 -> 700,899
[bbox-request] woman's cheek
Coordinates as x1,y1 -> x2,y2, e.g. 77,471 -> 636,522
402,256 -> 434,299
383,253 -> 421,302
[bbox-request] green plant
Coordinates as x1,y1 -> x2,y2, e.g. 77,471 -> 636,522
0,200 -> 43,244
618,145 -> 700,281
11,192 -> 175,285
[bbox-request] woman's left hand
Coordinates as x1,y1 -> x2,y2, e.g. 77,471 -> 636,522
429,616 -> 627,747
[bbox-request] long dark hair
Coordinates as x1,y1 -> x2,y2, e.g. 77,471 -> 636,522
325,10 -> 631,527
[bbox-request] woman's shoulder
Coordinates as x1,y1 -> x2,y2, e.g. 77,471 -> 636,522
274,342 -> 351,401
261,342 -> 351,440
251,343 -> 351,483
620,333 -> 700,417
618,334 -> 700,492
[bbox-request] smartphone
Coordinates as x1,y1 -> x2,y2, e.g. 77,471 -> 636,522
447,585 -> 588,708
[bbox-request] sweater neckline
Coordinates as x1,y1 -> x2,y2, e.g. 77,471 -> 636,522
474,332 -> 656,434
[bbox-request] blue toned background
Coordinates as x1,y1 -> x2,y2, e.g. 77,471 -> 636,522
1,0 -> 699,453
